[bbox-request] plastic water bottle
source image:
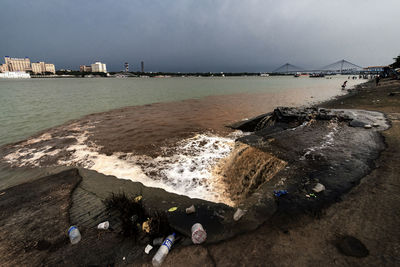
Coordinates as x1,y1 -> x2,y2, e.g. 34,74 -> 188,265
152,233 -> 176,267
68,226 -> 81,244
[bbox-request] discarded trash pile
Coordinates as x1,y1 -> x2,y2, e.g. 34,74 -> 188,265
67,192 -> 211,266
228,107 -> 388,215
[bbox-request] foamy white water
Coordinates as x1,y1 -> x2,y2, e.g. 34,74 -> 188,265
3,127 -> 243,205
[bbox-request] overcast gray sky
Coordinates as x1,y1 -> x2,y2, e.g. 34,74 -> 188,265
1,0 -> 399,72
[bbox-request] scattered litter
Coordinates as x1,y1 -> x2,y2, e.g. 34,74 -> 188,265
186,205 -> 196,214
274,190 -> 288,197
233,208 -> 246,221
142,218 -> 152,233
123,257 -> 126,261
306,193 -> 317,198
312,183 -> 325,193
145,244 -> 153,254
168,207 -> 178,212
191,223 -> 207,244
67,226 -> 81,244
152,233 -> 176,266
97,221 -> 110,230
134,195 -> 143,202
0,192 -> 5,196
153,237 -> 164,246
364,124 -> 372,129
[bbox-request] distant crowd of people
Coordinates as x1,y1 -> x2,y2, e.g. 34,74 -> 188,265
341,74 -> 381,90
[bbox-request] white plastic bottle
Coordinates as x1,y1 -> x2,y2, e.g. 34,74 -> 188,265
152,233 -> 176,267
68,226 -> 81,244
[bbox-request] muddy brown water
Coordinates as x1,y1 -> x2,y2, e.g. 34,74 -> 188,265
0,77 -> 363,204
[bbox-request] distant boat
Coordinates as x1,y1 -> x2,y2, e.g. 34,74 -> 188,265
309,73 -> 325,78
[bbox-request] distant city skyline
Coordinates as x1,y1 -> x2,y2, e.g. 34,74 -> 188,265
1,0 -> 399,72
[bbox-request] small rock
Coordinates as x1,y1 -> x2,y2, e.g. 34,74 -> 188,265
372,123 -> 379,127
312,183 -> 325,193
186,205 -> 196,214
233,208 -> 246,221
364,124 -> 372,129
336,236 -> 369,258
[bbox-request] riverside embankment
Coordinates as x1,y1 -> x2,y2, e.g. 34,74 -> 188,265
1,78 -> 399,266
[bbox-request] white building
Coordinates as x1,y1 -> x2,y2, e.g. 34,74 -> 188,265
91,62 -> 107,73
0,71 -> 31,79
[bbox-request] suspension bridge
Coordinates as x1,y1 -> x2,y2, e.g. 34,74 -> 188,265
272,59 -> 364,74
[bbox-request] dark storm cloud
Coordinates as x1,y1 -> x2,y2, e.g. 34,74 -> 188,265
1,0 -> 399,72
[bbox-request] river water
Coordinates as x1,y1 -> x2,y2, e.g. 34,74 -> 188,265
0,76 -> 363,204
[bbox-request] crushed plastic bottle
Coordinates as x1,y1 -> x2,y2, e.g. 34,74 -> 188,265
152,233 -> 176,267
68,226 -> 81,244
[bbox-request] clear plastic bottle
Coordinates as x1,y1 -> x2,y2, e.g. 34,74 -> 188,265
68,226 -> 81,244
152,233 -> 176,267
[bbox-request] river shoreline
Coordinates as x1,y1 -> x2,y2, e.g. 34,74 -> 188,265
1,78 -> 399,266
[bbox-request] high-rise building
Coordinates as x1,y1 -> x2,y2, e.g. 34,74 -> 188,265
79,65 -> 92,72
0,63 -> 8,72
1,57 -> 55,74
141,61 -> 144,73
31,62 -> 56,74
45,63 -> 56,74
4,57 -> 31,72
31,62 -> 42,73
124,62 -> 129,72
91,62 -> 107,73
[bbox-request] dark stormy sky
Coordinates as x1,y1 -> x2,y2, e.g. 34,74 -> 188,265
1,0 -> 399,72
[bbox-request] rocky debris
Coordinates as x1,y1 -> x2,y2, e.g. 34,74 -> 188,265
227,113 -> 271,132
232,107 -> 388,218
230,107 -> 387,133
336,235 -> 369,258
